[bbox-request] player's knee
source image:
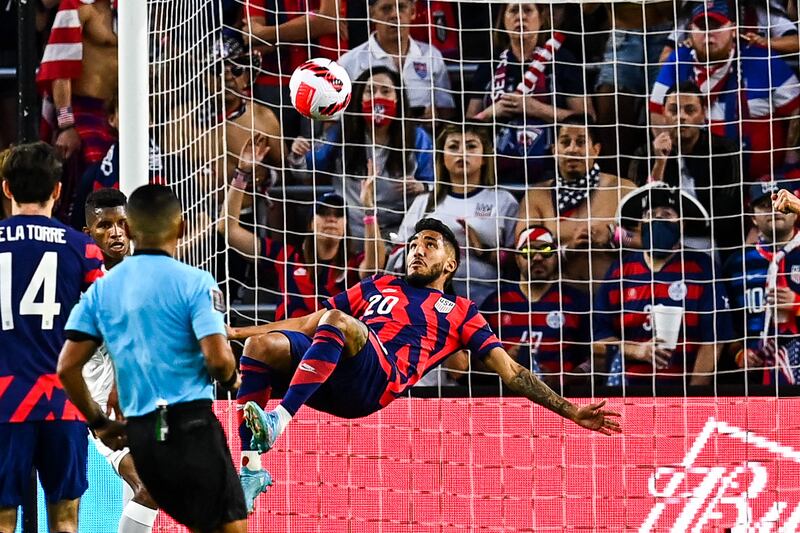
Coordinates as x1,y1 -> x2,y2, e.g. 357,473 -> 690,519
319,309 -> 353,332
244,332 -> 289,367
133,485 -> 158,509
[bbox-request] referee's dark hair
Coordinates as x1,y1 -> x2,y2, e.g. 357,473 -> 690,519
85,188 -> 127,224
127,184 -> 183,242
2,142 -> 62,205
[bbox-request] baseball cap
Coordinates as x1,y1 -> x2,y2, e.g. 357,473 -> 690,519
315,192 -> 345,217
749,179 -> 800,206
516,226 -> 555,251
691,1 -> 732,26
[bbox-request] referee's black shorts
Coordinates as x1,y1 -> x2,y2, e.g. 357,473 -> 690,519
125,399 -> 246,531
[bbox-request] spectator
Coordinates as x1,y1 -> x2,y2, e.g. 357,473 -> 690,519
465,1 -> 591,186
480,226 -> 591,394
589,1 -> 675,177
220,135 -> 384,320
288,67 -> 433,245
594,182 -> 733,389
37,0 -> 118,223
517,115 -> 635,292
387,124 -> 518,306
629,82 -> 744,262
219,37 -> 284,180
71,93 -> 165,229
662,1 -> 799,65
649,1 -> 800,180
723,181 -> 800,385
337,0 -> 455,121
244,0 -> 347,138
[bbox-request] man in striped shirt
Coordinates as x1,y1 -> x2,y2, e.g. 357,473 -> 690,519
594,183 -> 733,389
480,226 -> 590,393
37,0 -> 118,223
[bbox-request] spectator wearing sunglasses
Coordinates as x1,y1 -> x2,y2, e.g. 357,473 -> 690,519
479,226 -> 591,394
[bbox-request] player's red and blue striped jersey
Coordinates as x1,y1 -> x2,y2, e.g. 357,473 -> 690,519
723,240 -> 800,384
261,236 -> 362,320
0,215 -> 103,422
594,251 -> 733,381
480,282 -> 590,375
649,45 -> 800,178
324,274 -> 502,406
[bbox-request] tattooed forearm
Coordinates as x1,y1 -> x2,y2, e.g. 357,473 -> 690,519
508,368 -> 575,420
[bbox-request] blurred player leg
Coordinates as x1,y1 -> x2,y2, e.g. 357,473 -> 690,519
37,421 -> 88,533
116,455 -> 158,533
46,499 -> 79,533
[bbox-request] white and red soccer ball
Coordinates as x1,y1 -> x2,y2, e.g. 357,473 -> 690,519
289,58 -> 352,121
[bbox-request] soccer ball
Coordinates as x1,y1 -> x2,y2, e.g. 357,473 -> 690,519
289,58 -> 352,121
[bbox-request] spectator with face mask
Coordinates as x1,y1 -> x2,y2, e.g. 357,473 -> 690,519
594,182 -> 734,390
288,67 -> 433,246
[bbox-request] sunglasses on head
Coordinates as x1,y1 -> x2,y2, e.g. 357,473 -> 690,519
518,245 -> 557,259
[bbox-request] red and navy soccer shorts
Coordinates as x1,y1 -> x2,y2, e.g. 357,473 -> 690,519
277,328 -> 390,419
0,421 -> 88,506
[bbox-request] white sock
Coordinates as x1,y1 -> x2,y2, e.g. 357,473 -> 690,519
241,450 -> 262,471
274,404 -> 293,437
118,501 -> 157,533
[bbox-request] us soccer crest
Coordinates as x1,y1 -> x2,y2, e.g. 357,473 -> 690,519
413,61 -> 428,79
792,265 -> 800,285
546,311 -> 564,329
669,281 -> 688,301
435,297 -> 455,314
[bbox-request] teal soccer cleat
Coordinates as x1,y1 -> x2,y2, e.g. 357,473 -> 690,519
240,467 -> 273,514
243,401 -> 280,453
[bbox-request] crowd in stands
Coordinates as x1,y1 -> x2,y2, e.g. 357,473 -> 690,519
4,0 -> 800,393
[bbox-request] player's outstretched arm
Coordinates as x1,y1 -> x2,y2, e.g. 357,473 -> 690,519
483,347 -> 622,435
58,339 -> 127,449
228,309 -> 327,341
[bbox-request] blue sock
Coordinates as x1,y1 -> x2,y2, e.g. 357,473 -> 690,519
280,324 -> 345,416
237,355 -> 272,451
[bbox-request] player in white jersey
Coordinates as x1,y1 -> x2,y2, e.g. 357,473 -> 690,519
82,189 -> 159,533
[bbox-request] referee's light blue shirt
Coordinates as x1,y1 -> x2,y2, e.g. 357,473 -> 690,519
65,250 -> 227,417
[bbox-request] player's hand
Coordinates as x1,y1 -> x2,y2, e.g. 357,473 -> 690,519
652,131 -> 673,158
291,136 -> 312,157
55,127 -> 81,160
571,400 -> 622,436
238,134 -> 270,174
106,383 -> 125,421
401,176 -> 426,196
226,324 -> 241,341
772,189 -> 800,214
96,419 -> 128,451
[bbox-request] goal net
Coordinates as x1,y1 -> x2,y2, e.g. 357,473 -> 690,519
137,0 -> 800,531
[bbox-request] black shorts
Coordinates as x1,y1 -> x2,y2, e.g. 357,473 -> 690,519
125,400 -> 246,532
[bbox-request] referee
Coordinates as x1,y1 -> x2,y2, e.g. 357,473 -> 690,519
58,185 -> 246,533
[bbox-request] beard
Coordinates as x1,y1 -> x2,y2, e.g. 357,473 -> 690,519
406,262 -> 445,287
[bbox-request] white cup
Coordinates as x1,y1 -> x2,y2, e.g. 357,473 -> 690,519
652,304 -> 683,350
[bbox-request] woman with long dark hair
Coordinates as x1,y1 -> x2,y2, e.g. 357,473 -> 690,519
288,66 -> 433,247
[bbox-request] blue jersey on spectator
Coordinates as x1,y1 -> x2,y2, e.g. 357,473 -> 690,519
723,239 -> 800,384
594,251 -> 734,382
65,251 -> 226,417
480,282 -> 590,376
0,215 -> 103,422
